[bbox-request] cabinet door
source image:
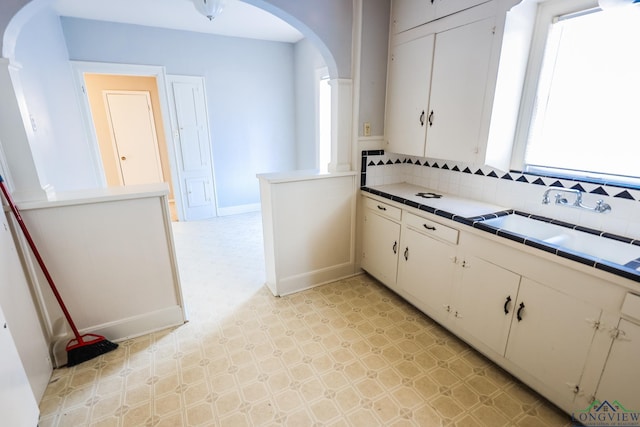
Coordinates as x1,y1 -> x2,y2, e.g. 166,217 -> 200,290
391,0 -> 437,34
454,256 -> 521,356
435,0 -> 491,20
391,0 -> 491,34
362,211 -> 401,290
385,34 -> 435,157
595,319 -> 640,410
506,278 -> 601,402
397,227 -> 457,322
425,17 -> 495,163
0,305 -> 40,426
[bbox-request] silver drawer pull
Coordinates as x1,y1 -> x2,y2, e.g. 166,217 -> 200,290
377,205 -> 387,211
423,224 -> 436,231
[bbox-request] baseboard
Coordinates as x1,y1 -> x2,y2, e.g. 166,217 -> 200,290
51,305 -> 186,367
217,203 -> 261,216
266,262 -> 357,297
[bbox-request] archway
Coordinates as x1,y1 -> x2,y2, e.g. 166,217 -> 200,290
0,0 -> 353,201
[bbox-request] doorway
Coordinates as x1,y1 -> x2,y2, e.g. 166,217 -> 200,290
83,72 -> 178,218
103,90 -> 164,186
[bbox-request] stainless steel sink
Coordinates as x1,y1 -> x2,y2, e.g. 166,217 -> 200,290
480,214 -> 640,268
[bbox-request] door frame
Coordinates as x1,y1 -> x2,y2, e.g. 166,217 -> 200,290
70,61 -> 184,217
165,74 -> 219,219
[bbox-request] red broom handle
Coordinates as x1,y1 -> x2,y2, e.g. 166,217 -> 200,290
0,176 -> 82,340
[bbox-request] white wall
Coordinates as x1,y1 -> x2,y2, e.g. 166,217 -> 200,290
294,38 -> 326,169
0,0 -> 359,204
60,17 -> 299,210
358,0 -> 390,138
13,8 -> 96,191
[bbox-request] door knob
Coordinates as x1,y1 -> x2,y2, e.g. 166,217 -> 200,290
121,156 -> 127,161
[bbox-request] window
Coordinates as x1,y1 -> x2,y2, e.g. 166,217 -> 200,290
515,0 -> 640,186
318,70 -> 331,172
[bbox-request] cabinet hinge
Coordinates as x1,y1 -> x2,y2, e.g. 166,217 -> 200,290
609,327 -> 630,341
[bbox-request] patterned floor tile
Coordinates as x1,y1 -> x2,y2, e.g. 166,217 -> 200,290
39,212 -> 572,426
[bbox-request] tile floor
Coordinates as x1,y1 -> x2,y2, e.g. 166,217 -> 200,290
38,212 -> 572,426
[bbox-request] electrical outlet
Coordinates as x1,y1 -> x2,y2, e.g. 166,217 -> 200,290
364,122 -> 371,136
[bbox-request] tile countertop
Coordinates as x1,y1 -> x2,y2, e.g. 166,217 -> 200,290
362,183 -> 640,284
362,183 -> 509,222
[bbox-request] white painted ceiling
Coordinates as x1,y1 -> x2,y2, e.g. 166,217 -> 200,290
52,0 -> 304,43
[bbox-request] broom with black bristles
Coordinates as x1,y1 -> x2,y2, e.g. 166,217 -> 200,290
0,175 -> 118,367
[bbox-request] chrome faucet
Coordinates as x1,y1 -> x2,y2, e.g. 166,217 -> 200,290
542,188 -> 582,206
542,188 -> 611,213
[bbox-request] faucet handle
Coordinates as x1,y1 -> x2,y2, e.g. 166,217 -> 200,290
595,200 -> 611,213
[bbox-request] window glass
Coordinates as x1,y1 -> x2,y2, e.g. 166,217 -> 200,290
318,75 -> 331,172
524,6 -> 640,184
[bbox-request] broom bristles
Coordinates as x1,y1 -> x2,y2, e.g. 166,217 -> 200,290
66,335 -> 118,367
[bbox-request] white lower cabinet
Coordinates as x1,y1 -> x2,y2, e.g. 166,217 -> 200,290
452,256 -> 521,356
505,278 -> 601,404
360,194 -> 634,414
361,198 -> 402,291
0,304 -> 40,426
397,225 -> 457,323
594,293 -> 640,410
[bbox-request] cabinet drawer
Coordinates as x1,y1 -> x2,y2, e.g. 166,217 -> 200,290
405,212 -> 459,244
364,198 -> 402,221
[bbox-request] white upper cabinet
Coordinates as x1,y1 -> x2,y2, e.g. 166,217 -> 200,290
385,0 -> 531,170
391,0 -> 491,34
385,34 -> 435,157
425,17 -> 495,162
385,16 -> 495,159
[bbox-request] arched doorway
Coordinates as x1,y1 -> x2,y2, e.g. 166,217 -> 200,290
0,0 -> 353,202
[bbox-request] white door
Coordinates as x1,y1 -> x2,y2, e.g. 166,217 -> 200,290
167,76 -> 216,221
103,91 -> 164,185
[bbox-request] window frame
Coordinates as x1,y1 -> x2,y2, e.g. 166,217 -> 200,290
508,0 -> 636,182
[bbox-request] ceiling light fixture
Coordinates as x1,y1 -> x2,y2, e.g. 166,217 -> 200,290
193,0 -> 227,21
